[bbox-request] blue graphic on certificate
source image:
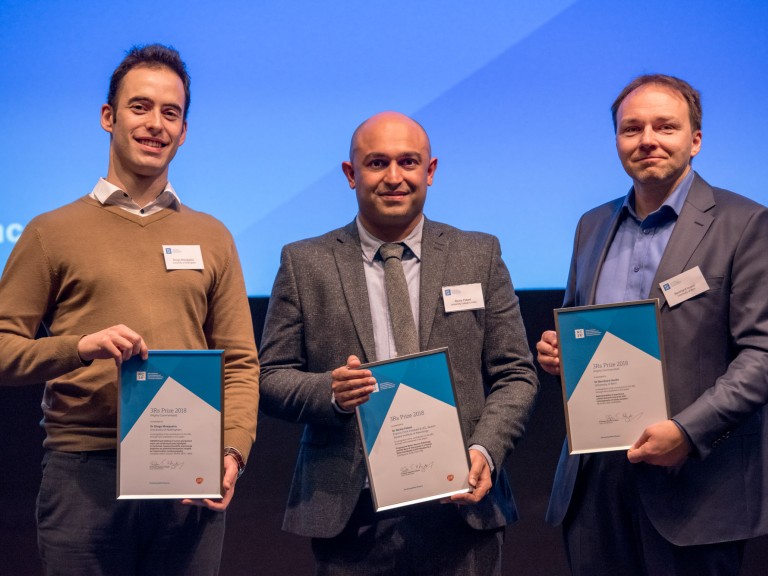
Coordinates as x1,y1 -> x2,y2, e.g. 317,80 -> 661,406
555,301 -> 669,454
356,348 -> 471,511
118,350 -> 223,499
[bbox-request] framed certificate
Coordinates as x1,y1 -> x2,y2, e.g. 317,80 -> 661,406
356,348 -> 471,512
555,300 -> 669,454
117,350 -> 224,499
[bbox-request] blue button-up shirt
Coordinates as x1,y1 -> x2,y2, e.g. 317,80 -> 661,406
595,170 -> 694,305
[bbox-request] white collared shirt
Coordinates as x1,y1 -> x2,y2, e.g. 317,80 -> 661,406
356,216 -> 423,362
89,178 -> 181,216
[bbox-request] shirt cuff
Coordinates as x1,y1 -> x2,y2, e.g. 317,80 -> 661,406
468,444 -> 494,473
331,392 -> 355,414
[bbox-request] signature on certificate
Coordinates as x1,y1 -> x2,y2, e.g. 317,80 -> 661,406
598,412 -> 643,425
150,459 -> 185,470
400,461 -> 434,476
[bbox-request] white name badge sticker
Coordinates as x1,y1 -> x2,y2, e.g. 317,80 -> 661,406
162,245 -> 205,270
441,283 -> 485,313
659,266 -> 709,307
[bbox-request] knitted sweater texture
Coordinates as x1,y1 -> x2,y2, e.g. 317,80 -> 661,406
0,196 -> 259,460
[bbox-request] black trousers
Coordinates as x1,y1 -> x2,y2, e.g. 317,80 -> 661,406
563,451 -> 745,576
37,450 -> 225,576
312,490 -> 504,576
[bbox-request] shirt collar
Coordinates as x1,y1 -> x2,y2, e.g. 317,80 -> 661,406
623,169 -> 694,224
90,178 -> 181,210
356,215 -> 424,264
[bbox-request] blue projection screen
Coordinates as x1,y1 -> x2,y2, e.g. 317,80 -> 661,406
1,0 -> 766,295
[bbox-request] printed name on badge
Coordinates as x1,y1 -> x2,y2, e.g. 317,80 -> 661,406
659,266 -> 709,307
441,283 -> 485,313
162,245 -> 205,270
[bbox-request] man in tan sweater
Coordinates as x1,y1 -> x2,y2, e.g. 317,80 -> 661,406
0,44 -> 259,575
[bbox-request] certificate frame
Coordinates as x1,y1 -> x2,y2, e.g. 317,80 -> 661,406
117,350 -> 224,499
356,348 -> 471,512
554,299 -> 669,454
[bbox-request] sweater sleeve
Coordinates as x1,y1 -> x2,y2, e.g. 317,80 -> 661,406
203,237 -> 260,463
0,221 -> 86,385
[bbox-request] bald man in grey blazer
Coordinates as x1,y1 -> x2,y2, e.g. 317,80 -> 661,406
537,75 -> 768,576
259,112 -> 539,575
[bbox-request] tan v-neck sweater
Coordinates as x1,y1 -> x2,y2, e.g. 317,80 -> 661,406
0,196 -> 259,461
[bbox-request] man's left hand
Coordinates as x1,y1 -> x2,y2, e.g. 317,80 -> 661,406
627,420 -> 691,467
450,449 -> 492,505
181,454 -> 239,511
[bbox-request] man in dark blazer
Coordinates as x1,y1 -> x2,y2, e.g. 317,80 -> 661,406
259,111 -> 539,575
537,75 -> 768,575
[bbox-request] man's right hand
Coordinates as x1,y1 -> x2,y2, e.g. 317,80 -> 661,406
536,330 -> 561,376
331,355 -> 376,411
77,324 -> 149,365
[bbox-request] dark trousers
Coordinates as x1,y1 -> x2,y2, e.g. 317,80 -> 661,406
311,490 -> 504,576
36,450 -> 225,576
563,451 -> 745,576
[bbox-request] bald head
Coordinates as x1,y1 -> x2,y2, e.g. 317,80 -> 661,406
349,111 -> 431,163
341,111 -> 437,242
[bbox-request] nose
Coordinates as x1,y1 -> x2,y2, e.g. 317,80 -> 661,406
383,162 -> 403,186
145,109 -> 163,132
639,126 -> 657,148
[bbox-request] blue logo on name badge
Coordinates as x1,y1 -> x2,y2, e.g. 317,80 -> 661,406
165,248 -> 172,254
444,289 -> 451,296
663,283 -> 671,291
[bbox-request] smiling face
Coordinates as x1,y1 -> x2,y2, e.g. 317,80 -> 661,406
341,112 -> 437,242
615,83 -> 702,203
100,65 -> 187,193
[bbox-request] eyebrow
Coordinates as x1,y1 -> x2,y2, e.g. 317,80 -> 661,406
362,151 -> 422,161
620,115 -> 680,125
126,96 -> 183,113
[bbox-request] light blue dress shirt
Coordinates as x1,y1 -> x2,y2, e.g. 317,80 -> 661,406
595,170 -> 694,304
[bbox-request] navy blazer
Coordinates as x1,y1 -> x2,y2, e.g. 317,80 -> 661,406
259,219 -> 539,538
546,173 -> 768,545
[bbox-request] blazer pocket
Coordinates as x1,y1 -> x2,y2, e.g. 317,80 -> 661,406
704,275 -> 724,292
673,275 -> 724,308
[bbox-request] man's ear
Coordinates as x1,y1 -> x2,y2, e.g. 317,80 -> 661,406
100,104 -> 115,134
690,130 -> 702,159
426,157 -> 438,186
341,161 -> 356,189
178,120 -> 188,147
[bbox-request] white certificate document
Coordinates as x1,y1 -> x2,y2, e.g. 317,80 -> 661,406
356,348 -> 470,511
555,300 -> 669,454
118,350 -> 223,499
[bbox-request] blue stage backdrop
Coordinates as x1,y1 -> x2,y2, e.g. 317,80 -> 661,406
1,0 -> 766,295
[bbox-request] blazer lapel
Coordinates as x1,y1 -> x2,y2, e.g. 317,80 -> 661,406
334,222 -> 377,362
584,200 -> 624,305
419,220 -> 450,348
649,174 -> 715,307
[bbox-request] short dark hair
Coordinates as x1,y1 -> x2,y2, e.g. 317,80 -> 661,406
611,74 -> 701,133
107,44 -> 191,120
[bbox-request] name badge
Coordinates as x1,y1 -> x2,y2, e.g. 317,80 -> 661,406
162,245 -> 205,270
659,266 -> 709,307
442,283 -> 485,312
